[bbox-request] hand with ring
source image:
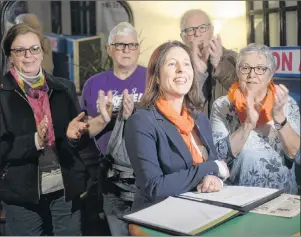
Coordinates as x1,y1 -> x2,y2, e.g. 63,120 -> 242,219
197,175 -> 223,193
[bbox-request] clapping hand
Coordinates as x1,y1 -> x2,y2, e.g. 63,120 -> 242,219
272,84 -> 288,120
96,90 -> 113,123
191,40 -> 210,73
66,112 -> 89,139
122,89 -> 134,120
244,88 -> 261,129
37,115 -> 48,147
209,34 -> 223,69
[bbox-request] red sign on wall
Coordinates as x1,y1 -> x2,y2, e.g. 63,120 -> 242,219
270,46 -> 300,78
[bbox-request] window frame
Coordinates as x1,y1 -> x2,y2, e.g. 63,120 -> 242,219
70,1 -> 134,36
246,1 -> 301,46
51,1 -> 62,34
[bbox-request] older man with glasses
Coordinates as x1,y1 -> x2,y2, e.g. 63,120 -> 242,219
81,21 -> 146,155
180,9 -> 237,116
79,21 -> 146,236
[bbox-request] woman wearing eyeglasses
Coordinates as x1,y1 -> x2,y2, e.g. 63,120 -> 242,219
210,43 -> 300,194
0,23 -> 91,235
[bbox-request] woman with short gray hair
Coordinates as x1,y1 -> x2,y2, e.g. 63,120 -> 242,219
210,43 -> 300,194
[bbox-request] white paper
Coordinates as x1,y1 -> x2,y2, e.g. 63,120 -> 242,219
251,194 -> 300,217
123,196 -> 236,235
179,186 -> 279,207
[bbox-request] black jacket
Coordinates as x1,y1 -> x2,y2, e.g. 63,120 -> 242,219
0,71 -> 93,204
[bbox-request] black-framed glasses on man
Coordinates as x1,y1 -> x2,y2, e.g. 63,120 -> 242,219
239,65 -> 269,75
181,24 -> 211,36
10,45 -> 42,57
110,43 -> 139,51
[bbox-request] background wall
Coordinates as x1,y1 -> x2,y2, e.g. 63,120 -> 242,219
128,1 -> 247,66
27,1 -> 52,33
26,1 -> 248,66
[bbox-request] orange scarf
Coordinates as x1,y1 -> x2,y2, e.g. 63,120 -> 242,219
228,81 -> 275,126
156,98 -> 204,165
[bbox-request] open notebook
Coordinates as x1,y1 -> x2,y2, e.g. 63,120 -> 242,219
178,186 -> 283,211
122,196 -> 239,236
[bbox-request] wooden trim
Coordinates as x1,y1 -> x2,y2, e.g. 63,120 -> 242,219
279,1 -> 286,46
263,1 -> 270,45
88,1 -> 96,35
249,6 -> 298,15
246,1 -> 254,44
249,9 -> 263,15
81,1 -> 87,35
51,1 -> 62,34
246,1 -> 255,44
285,6 -> 298,11
298,1 -> 301,46
118,1 -> 134,25
70,1 -> 80,35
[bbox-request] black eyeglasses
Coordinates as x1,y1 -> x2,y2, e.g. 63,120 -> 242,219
10,45 -> 42,57
110,43 -> 139,51
181,24 -> 211,36
239,65 -> 269,75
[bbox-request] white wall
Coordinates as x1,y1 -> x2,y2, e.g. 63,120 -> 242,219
128,1 -> 247,66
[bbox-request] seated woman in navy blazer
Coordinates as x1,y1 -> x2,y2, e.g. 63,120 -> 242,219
124,40 -> 229,210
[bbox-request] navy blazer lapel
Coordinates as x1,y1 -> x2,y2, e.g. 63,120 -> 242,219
152,108 -> 193,168
192,114 -> 210,153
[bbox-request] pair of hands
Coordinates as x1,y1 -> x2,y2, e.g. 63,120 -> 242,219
96,89 -> 134,121
37,115 -> 48,147
191,34 -> 224,73
244,84 -> 288,129
66,89 -> 134,140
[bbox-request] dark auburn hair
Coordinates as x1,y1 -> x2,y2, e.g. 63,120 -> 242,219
139,40 -> 204,114
2,23 -> 45,57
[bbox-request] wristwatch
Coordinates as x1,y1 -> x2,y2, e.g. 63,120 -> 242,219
274,117 -> 287,130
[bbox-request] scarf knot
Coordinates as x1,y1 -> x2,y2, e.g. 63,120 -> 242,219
10,68 -> 55,147
156,97 -> 204,165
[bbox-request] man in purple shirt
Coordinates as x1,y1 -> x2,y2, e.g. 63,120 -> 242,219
81,23 -> 146,154
80,22 -> 146,236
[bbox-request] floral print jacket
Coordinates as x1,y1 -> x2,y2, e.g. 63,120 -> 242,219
210,95 -> 300,194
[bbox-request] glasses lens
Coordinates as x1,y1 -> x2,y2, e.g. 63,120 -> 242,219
184,28 -> 195,36
114,43 -> 125,50
29,46 -> 41,55
198,25 -> 208,33
13,48 -> 25,56
128,43 -> 139,50
240,66 -> 251,74
255,67 -> 267,75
